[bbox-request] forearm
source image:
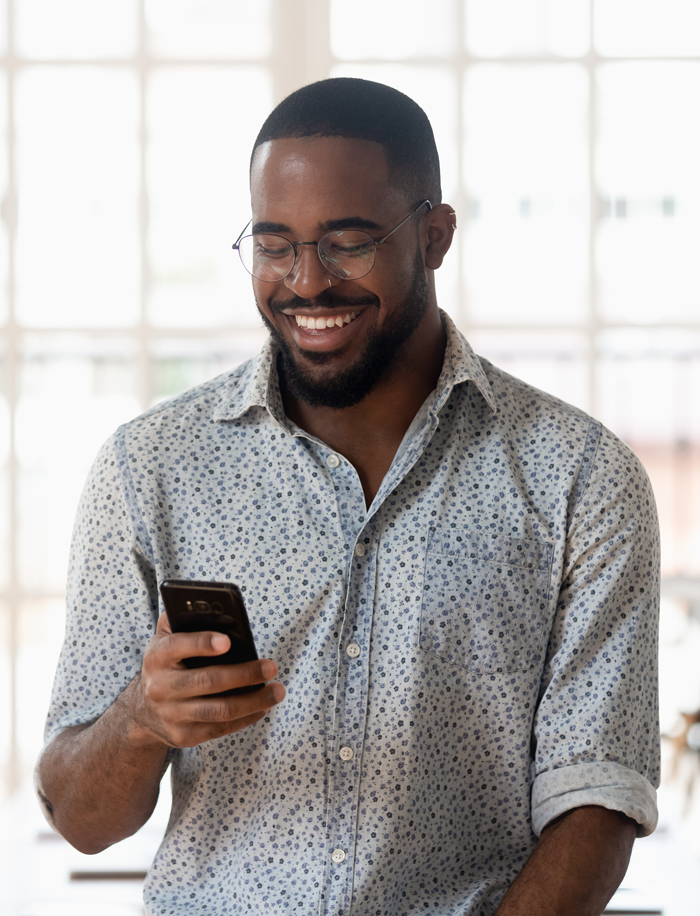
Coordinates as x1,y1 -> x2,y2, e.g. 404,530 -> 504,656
36,675 -> 169,855
495,805 -> 637,916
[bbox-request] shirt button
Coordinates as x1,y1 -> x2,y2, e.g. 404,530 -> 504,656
331,849 -> 346,864
339,746 -> 354,761
346,642 -> 361,658
326,453 -> 340,468
354,542 -> 366,557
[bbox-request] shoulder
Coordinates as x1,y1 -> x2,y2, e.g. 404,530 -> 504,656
478,356 -> 594,431
475,356 -> 653,496
116,355 -> 261,448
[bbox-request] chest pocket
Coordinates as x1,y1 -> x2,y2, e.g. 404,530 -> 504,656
420,529 -> 554,674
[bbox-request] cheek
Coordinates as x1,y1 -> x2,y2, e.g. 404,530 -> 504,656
374,247 -> 420,301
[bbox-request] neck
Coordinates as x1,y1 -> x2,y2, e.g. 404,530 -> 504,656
280,305 -> 446,506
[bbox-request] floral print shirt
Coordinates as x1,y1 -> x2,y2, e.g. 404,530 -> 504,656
45,313 -> 660,916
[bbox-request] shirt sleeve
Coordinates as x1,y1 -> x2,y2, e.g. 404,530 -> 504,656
531,423 -> 661,838
43,428 -> 159,748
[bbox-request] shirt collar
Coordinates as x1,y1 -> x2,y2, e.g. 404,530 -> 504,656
213,310 -> 497,423
433,311 -> 497,414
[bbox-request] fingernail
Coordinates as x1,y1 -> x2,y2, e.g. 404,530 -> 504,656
261,659 -> 277,680
271,683 -> 285,704
212,633 -> 229,651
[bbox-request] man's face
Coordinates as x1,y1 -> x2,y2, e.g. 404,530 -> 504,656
249,137 -> 431,409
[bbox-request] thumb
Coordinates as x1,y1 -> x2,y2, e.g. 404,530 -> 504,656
156,611 -> 172,637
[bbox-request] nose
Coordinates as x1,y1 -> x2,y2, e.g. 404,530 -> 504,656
283,244 -> 334,298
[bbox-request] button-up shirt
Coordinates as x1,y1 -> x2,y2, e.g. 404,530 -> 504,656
45,313 -> 660,916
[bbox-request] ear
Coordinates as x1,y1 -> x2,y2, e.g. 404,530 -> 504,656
422,203 -> 457,270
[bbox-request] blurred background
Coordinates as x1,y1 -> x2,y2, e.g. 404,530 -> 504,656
0,0 -> 699,913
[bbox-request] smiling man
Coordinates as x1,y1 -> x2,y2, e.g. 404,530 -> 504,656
36,79 -> 660,916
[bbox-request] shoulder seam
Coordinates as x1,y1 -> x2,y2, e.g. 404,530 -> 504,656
570,419 -> 603,516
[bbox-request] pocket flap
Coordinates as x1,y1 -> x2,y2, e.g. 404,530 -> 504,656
434,531 -> 553,573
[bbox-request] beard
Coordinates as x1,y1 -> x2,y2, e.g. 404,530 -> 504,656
257,250 -> 429,410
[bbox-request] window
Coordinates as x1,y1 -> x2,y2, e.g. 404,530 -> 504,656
1,0 -> 698,809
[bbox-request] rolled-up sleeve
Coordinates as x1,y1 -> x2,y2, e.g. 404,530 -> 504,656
532,425 -> 660,837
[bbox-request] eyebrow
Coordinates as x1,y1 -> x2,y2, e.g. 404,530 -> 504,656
251,216 -> 382,235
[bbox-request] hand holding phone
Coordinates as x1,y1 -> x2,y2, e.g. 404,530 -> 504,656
159,579 -> 263,695
124,580 -> 284,750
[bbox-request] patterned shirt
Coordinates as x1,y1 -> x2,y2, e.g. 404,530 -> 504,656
45,313 -> 660,916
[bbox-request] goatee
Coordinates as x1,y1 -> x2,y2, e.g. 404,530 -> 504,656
258,251 -> 429,410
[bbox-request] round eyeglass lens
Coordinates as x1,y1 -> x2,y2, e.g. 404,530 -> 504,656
238,234 -> 295,282
318,231 -> 376,280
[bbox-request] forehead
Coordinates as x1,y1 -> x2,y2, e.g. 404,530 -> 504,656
250,137 -> 402,221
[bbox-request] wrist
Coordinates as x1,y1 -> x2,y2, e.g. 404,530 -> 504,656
117,673 -> 172,753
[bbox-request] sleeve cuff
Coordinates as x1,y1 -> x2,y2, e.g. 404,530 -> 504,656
531,760 -> 658,838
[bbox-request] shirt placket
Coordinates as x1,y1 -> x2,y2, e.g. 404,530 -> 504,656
308,412 -> 446,916
321,523 -> 377,916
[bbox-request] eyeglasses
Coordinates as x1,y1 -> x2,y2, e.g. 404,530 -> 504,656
232,199 -> 431,283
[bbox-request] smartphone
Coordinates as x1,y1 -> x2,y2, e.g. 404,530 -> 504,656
159,578 -> 263,695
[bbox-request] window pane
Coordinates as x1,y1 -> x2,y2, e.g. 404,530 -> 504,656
466,0 -> 589,57
0,356 -> 8,587
0,0 -> 7,56
15,68 -> 140,328
597,330 -> 700,576
0,353 -> 8,593
594,0 -> 700,57
146,0 -> 271,59
597,329 -> 700,444
463,65 -> 588,325
16,599 -> 65,776
15,342 -> 139,591
0,71 -> 8,326
597,63 -> 700,323
331,0 -> 456,60
0,601 -> 9,799
15,0 -> 137,59
469,329 -> 589,411
147,67 -> 271,329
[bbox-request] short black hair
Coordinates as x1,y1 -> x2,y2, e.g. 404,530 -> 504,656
251,78 -> 441,207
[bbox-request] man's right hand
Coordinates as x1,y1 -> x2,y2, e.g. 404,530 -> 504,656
36,613 -> 285,854
130,612 -> 286,750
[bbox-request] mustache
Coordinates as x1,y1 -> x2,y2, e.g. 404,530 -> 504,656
268,289 -> 380,314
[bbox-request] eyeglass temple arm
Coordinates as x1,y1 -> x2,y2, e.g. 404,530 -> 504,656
232,218 -> 253,250
375,199 -> 431,246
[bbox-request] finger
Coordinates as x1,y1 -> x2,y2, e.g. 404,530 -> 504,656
172,658 -> 280,699
156,611 -> 172,637
154,629 -> 232,668
179,709 -> 271,747
189,682 -> 285,724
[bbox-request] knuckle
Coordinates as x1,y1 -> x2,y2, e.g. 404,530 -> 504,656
169,729 -> 188,749
235,664 -> 254,687
191,667 -> 215,695
195,700 -> 227,723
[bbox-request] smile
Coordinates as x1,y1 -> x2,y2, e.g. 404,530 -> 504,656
294,312 -> 359,329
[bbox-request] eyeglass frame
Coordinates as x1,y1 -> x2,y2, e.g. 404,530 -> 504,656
231,198 -> 432,283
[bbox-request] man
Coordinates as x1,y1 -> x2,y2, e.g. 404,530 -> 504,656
36,79 -> 660,915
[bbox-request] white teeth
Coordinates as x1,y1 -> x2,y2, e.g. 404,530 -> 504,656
295,311 -> 360,330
